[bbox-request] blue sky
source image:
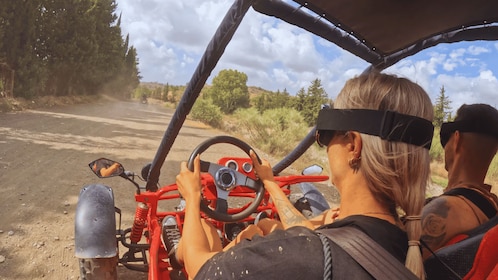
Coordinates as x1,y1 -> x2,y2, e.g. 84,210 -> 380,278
116,0 -> 498,113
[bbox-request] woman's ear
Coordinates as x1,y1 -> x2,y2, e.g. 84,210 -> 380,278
346,131 -> 362,155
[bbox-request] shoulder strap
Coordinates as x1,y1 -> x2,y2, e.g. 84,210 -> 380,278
444,187 -> 497,219
317,226 -> 418,280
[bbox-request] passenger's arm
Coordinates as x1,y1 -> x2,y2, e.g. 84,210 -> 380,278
421,197 -> 450,258
250,150 -> 314,230
420,196 -> 480,259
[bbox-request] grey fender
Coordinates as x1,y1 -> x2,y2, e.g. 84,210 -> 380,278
298,182 -> 331,215
75,184 -> 118,258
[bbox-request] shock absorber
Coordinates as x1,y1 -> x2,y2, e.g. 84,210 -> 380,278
130,202 -> 149,243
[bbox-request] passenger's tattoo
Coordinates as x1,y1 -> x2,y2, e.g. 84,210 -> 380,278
275,198 -> 306,226
421,198 -> 450,248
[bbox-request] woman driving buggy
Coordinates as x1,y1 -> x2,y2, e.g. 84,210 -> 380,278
175,71 -> 434,279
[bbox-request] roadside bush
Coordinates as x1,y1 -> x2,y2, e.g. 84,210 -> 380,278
191,98 -> 223,128
488,156 -> 498,183
0,98 -> 14,112
232,107 -> 309,156
429,127 -> 444,162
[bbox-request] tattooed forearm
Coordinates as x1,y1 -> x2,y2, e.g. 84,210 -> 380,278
421,197 -> 450,249
275,198 -> 307,226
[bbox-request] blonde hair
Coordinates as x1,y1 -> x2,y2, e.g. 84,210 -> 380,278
334,72 -> 433,279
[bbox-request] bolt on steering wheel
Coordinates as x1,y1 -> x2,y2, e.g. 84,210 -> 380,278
187,135 -> 265,222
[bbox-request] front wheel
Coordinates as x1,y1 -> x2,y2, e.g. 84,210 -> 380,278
79,256 -> 118,280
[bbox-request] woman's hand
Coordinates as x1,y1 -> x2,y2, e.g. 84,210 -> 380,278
250,149 -> 315,229
249,150 -> 275,184
176,154 -> 202,204
176,154 -> 218,278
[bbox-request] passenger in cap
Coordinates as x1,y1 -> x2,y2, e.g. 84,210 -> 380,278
421,103 -> 498,259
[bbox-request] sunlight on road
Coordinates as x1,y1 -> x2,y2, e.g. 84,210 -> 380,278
1,126 -> 155,158
0,109 -> 167,160
28,109 -> 168,131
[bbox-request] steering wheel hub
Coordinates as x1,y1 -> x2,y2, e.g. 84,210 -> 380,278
215,167 -> 237,191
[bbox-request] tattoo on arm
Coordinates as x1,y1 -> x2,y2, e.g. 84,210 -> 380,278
421,198 -> 450,249
275,198 -> 307,226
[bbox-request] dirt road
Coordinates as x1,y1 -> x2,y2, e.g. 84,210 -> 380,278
0,99 -> 239,279
0,99 -> 338,280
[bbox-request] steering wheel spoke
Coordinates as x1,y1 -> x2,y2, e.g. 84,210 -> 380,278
205,161 -> 223,175
242,176 -> 260,191
199,160 -> 212,172
215,189 -> 229,214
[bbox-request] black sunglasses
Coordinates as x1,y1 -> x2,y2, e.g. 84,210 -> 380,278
440,121 -> 476,148
439,122 -> 455,148
315,130 -> 335,148
441,120 -> 498,148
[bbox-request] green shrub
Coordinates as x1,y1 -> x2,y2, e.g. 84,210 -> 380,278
488,155 -> 498,184
429,127 -> 444,162
191,98 -> 223,128
431,176 -> 448,189
232,107 -> 309,156
0,99 -> 11,112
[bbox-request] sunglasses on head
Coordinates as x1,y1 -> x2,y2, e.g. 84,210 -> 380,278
316,109 -> 434,149
439,122 -> 455,148
315,130 -> 336,148
440,120 -> 497,148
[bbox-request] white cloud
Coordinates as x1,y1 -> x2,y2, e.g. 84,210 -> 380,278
449,48 -> 466,59
115,0 -> 498,111
433,70 -> 498,112
436,45 -> 491,73
443,62 -> 458,71
479,69 -> 498,82
467,45 -> 490,55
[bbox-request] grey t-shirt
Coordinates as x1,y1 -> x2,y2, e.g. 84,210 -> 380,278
195,215 -> 408,279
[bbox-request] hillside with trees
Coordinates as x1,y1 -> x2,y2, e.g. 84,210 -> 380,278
135,69 -> 498,187
0,0 -> 139,99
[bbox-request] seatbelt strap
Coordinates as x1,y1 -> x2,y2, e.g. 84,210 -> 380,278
317,226 -> 418,280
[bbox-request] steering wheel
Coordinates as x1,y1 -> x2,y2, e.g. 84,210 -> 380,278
187,135 -> 265,222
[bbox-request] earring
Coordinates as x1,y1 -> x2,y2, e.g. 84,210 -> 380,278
348,154 -> 361,171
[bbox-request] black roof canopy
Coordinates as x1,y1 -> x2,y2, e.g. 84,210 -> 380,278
253,0 -> 498,69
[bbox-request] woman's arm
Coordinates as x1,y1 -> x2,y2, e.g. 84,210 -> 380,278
250,150 -> 315,229
176,155 -> 218,278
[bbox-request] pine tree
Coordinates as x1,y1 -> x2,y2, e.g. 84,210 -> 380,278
1,0 -> 140,98
302,79 -> 329,126
433,85 -> 452,127
293,87 -> 306,112
2,0 -> 44,98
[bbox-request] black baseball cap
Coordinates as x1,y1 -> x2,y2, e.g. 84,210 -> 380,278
440,104 -> 498,147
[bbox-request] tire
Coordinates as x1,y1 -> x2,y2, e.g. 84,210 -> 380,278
79,256 -> 118,280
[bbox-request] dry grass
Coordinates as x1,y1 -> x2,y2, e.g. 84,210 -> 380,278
430,159 -> 498,195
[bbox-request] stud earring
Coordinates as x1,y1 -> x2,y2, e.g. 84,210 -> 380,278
348,154 -> 361,171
